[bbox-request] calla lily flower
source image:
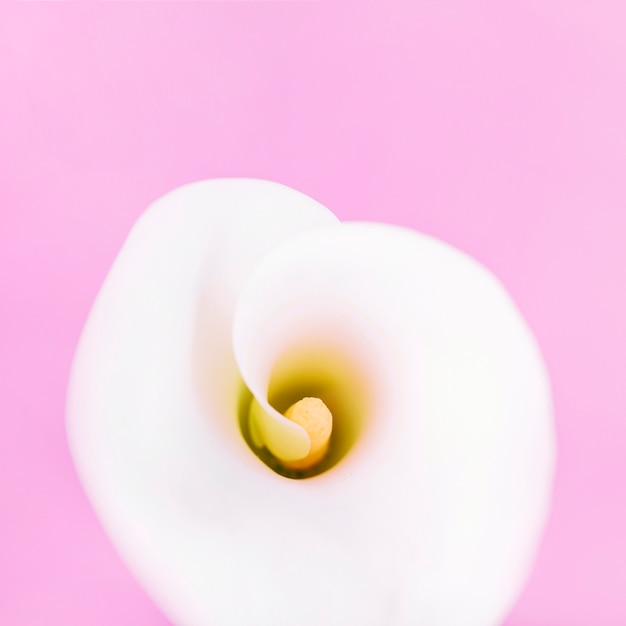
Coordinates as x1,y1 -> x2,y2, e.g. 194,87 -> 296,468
67,179 -> 554,626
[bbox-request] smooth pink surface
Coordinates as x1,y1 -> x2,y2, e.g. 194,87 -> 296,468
1,3 -> 625,625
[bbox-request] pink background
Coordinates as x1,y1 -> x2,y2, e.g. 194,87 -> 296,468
2,2 -> 625,624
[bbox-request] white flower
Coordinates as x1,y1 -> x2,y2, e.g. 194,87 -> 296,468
67,179 -> 554,626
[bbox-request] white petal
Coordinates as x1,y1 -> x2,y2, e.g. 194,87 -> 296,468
232,222 -> 554,625
67,179 -> 340,625
68,181 -> 554,626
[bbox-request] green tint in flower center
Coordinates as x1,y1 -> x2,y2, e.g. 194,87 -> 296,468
239,342 -> 375,479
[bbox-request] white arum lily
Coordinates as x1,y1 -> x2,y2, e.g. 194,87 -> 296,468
67,179 -> 554,626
